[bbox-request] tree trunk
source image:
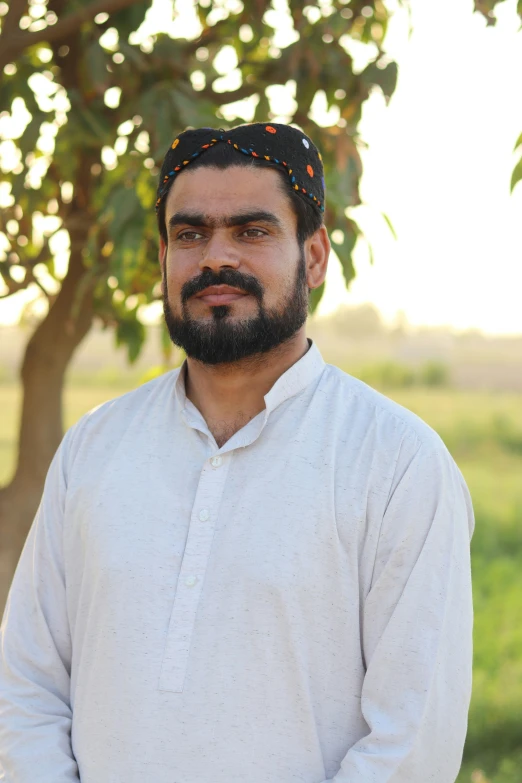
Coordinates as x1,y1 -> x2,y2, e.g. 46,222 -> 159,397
0,217 -> 95,612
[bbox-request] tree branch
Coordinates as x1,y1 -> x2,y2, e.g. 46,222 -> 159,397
0,264 -> 52,299
0,0 -> 143,69
183,18 -> 234,55
201,83 -> 258,104
0,228 -> 56,299
0,271 -> 29,298
32,275 -> 52,300
20,236 -> 55,271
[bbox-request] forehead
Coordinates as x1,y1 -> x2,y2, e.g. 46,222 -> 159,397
164,164 -> 295,225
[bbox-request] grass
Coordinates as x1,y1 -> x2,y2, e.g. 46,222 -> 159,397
1,376 -> 522,782
387,389 -> 522,781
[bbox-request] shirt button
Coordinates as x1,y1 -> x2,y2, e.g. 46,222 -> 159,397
185,575 -> 198,587
210,456 -> 223,468
198,508 -> 210,522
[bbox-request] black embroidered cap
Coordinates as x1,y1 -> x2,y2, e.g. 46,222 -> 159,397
155,122 -> 325,216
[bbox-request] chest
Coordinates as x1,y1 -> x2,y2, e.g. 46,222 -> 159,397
63,416 -> 395,660
206,414 -> 252,448
63,421 -> 396,700
65,436 -> 374,605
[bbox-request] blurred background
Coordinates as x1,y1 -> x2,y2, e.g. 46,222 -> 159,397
1,0 -> 521,780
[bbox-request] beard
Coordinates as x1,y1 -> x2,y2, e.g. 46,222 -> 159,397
162,248 -> 309,365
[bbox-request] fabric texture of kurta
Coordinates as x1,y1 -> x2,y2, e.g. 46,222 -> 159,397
0,339 -> 474,783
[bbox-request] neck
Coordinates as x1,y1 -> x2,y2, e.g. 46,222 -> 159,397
184,328 -> 310,429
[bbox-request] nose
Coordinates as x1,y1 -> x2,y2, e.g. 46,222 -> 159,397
198,229 -> 240,273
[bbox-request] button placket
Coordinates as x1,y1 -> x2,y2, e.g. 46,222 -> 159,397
158,455 -> 231,693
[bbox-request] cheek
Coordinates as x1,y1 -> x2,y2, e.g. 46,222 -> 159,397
164,252 -> 189,290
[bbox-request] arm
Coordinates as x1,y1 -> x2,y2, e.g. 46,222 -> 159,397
326,436 -> 474,783
0,431 -> 81,782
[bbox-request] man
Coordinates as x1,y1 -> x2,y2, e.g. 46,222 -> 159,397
0,123 -> 474,783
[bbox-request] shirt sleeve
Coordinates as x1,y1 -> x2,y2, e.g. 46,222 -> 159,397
0,430 -> 80,782
325,435 -> 475,783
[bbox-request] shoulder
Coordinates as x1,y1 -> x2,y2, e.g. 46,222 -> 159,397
321,363 -> 444,454
319,366 -> 474,536
61,368 -> 180,470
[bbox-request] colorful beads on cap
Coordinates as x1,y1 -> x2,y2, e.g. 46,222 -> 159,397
154,122 -> 325,215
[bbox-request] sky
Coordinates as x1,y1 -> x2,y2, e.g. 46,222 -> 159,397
325,0 -> 522,333
1,0 -> 522,333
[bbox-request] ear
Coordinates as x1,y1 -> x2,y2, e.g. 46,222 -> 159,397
159,237 -> 166,267
159,236 -> 167,273
158,237 -> 167,295
306,225 -> 330,290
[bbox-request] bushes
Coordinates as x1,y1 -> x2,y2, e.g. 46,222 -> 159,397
419,360 -> 450,387
349,359 -> 450,390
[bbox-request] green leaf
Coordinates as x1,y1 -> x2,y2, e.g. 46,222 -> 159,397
171,86 -> 218,129
118,40 -> 148,70
120,225 -> 146,281
135,167 -> 157,209
510,155 -> 522,193
85,41 -> 110,91
253,92 -> 271,122
1,68 -> 39,115
11,171 -> 27,202
110,2 -> 150,39
381,211 -> 397,240
513,130 -> 522,151
116,314 -> 146,364
65,89 -> 112,147
18,109 -> 47,161
360,61 -> 398,101
326,151 -> 362,209
155,100 -> 176,158
46,256 -> 57,279
333,215 -> 359,288
106,186 -> 143,241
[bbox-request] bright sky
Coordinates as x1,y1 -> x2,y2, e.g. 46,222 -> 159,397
324,0 -> 522,334
1,0 -> 521,333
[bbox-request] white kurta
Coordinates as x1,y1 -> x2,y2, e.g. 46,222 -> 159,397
0,339 -> 474,783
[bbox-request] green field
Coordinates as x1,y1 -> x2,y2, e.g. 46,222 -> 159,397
1,379 -> 521,782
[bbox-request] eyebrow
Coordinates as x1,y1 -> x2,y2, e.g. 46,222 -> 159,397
167,210 -> 284,232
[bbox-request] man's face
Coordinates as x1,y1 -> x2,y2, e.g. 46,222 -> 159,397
159,165 -> 311,365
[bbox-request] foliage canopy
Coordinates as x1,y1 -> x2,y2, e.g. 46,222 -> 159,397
0,0 -> 403,363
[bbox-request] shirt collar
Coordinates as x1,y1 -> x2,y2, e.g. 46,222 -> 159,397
173,338 -> 325,419
263,338 -> 325,413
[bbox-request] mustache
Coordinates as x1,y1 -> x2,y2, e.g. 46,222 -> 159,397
181,268 -> 264,304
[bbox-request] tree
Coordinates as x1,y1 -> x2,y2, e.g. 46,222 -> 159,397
0,0 -> 403,605
474,0 -> 522,191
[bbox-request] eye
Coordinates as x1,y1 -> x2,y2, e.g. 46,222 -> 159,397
177,230 -> 204,241
241,228 -> 266,238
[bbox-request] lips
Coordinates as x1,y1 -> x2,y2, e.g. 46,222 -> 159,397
195,285 -> 249,305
